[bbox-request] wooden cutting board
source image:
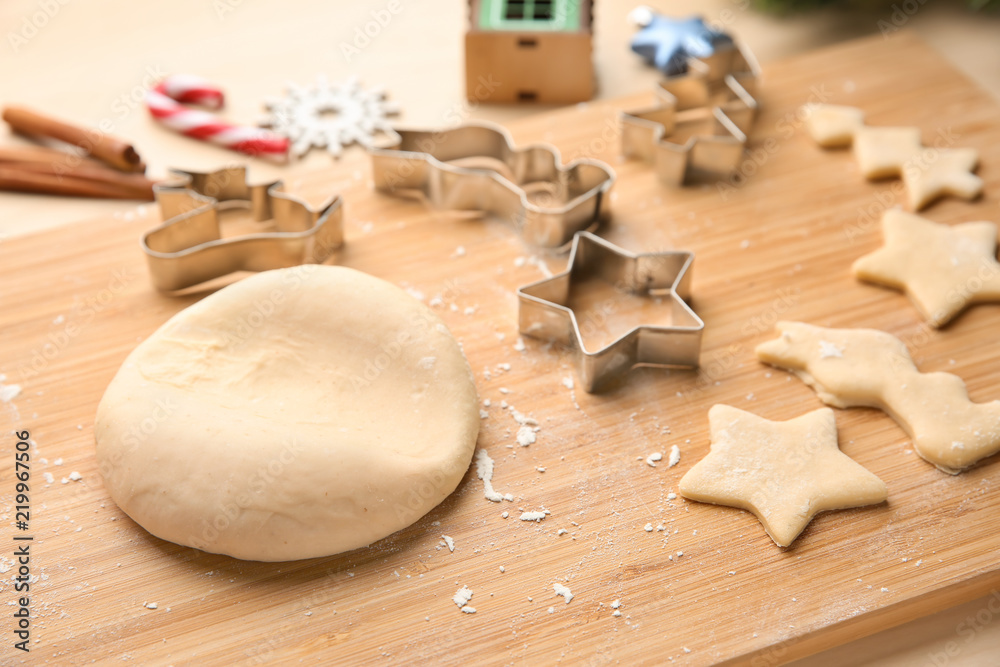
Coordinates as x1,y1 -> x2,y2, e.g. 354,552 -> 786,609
2,31 -> 999,666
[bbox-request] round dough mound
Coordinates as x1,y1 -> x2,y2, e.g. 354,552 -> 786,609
95,266 -> 479,561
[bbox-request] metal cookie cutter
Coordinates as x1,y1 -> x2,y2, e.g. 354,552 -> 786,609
517,231 -> 704,393
369,121 -> 615,249
143,166 -> 343,291
621,41 -> 760,185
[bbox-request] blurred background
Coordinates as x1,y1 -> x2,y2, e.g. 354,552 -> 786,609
2,0 -> 999,236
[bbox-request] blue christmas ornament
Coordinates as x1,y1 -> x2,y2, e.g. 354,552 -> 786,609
629,11 -> 734,76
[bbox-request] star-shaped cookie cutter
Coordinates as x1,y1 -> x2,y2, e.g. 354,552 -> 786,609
621,41 -> 760,186
368,121 -> 615,249
517,231 -> 704,393
143,166 -> 344,291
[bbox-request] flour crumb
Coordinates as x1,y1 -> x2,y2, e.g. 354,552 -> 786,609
454,246 -> 466,257
511,409 -> 538,426
644,523 -> 653,532
668,445 -> 681,468
562,376 -> 574,390
667,492 -> 677,500
144,602 -> 158,610
514,338 -> 526,352
499,566 -> 505,573
646,452 -> 662,467
612,610 -> 622,617
611,599 -> 621,609
516,426 -> 537,447
501,511 -> 509,519
441,535 -> 455,553
475,449 -> 508,503
54,458 -> 63,465
43,472 -> 54,484
453,586 -> 473,609
461,606 -> 477,614
553,583 -> 574,604
881,587 -> 889,592
536,467 -> 546,473
0,382 -> 22,403
520,510 -> 549,522
819,341 -> 844,359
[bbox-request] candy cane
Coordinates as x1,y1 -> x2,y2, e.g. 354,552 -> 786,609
146,74 -> 289,159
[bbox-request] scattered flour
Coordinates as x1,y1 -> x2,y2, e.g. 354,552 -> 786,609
516,426 -> 537,447
818,341 -> 844,359
0,381 -> 21,403
475,449 -> 510,503
668,445 -> 681,468
553,583 -> 574,604
453,586 -> 473,609
520,510 -> 549,522
646,452 -> 662,467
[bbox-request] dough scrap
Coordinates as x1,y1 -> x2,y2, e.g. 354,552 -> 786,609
679,405 -> 887,547
804,104 -> 865,148
95,266 -> 480,561
756,321 -> 1000,474
852,126 -> 922,180
901,147 -> 981,210
852,209 -> 1000,327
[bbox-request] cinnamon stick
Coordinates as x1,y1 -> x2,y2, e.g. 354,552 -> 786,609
2,106 -> 144,173
0,164 -> 155,200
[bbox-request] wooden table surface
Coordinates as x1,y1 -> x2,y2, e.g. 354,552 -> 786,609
0,4 -> 1000,665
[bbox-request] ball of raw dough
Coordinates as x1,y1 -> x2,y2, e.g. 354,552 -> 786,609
95,266 -> 479,561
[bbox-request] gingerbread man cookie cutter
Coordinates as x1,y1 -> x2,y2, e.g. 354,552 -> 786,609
368,121 -> 615,249
621,41 -> 760,186
143,166 -> 343,291
517,231 -> 704,393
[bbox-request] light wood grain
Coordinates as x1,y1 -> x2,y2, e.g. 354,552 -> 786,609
2,32 -> 1000,666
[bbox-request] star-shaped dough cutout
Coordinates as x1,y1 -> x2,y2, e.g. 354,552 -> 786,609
853,126 -> 921,179
902,147 -> 982,210
852,209 -> 1000,327
679,405 -> 887,547
804,104 -> 865,148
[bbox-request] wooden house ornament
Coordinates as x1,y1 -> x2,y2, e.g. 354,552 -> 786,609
465,0 -> 595,104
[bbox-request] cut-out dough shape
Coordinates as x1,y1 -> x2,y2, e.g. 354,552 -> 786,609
853,209 -> 1000,327
901,148 -> 982,210
852,126 -> 922,180
803,105 -> 982,210
679,405 -> 887,547
756,321 -> 1000,474
804,104 -> 866,148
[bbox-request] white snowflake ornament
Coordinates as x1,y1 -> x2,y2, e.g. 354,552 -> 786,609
262,75 -> 399,158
